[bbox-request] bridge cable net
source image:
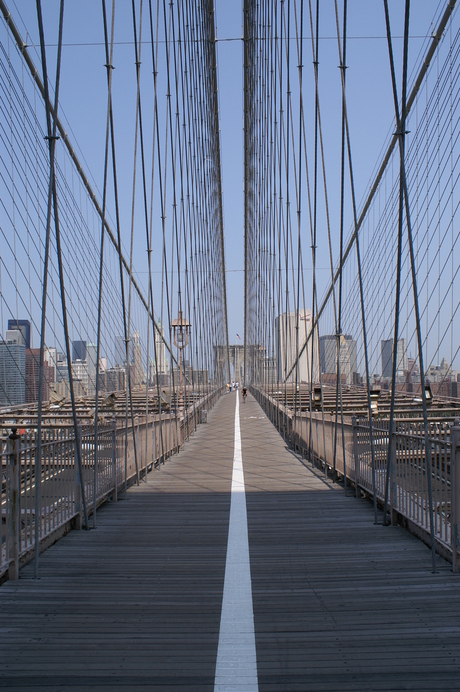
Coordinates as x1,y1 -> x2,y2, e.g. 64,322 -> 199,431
0,0 -> 229,578
243,0 -> 460,569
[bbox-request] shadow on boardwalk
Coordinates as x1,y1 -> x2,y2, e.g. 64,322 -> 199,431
1,392 -> 459,691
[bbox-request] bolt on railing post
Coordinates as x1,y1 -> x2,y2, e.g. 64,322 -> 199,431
74,424 -> 82,530
451,422 -> 460,573
352,416 -> 359,498
7,428 -> 20,580
112,417 -> 117,503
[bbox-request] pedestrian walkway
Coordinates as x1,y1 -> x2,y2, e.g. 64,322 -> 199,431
1,392 -> 460,691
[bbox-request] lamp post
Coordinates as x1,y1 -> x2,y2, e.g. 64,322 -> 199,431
171,310 -> 191,402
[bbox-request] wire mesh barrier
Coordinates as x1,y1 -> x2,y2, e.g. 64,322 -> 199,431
1,387 -> 219,581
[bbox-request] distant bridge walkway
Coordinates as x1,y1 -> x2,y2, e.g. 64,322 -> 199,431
1,392 -> 460,691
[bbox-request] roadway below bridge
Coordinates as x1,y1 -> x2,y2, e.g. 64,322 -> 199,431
0,392 -> 459,691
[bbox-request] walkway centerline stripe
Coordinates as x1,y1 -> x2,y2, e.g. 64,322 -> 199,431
214,394 -> 258,691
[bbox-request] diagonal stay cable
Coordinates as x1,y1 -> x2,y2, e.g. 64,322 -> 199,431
283,0 -> 458,383
35,0 -> 89,546
93,0 -> 118,528
382,0 -> 437,571
34,0 -> 70,576
0,0 -> 179,373
333,0 -> 378,520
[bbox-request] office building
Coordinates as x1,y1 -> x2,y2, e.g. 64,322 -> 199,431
275,310 -> 319,383
72,359 -> 89,395
72,340 -> 86,363
100,366 -> 126,393
0,337 -> 26,406
114,335 -> 126,367
87,343 -> 97,377
86,343 -> 97,395
44,347 -> 58,373
7,319 -> 31,349
55,361 -> 69,383
25,348 -> 52,403
154,321 -> 167,374
381,338 -> 407,379
319,334 -> 358,386
131,330 -> 144,386
6,328 -> 25,346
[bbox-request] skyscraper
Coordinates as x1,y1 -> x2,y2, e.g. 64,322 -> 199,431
154,321 -> 167,374
72,340 -> 86,362
275,310 -> 319,383
72,359 -> 88,395
114,335 -> 126,367
131,330 -> 144,386
25,349 -> 51,403
7,319 -> 31,349
44,347 -> 58,377
0,336 -> 26,406
381,338 -> 407,379
319,334 -> 358,385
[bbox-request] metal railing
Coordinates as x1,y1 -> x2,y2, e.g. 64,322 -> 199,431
1,388 -> 220,581
254,386 -> 460,571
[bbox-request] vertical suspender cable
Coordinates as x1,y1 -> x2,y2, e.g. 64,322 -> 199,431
310,0 -> 320,463
383,0 -> 437,571
335,0 -> 348,490
243,0 -> 250,386
34,0 -> 70,576
294,0 -> 304,434
383,0 -> 410,527
94,0 -> 117,526
148,0 -> 167,464
334,0 -> 378,520
35,0 -> 89,535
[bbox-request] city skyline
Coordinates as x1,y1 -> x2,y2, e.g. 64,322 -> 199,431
0,318 -> 201,406
0,2 -> 458,395
2,313 -> 459,409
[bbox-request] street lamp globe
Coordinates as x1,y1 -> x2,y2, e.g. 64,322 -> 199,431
171,310 -> 191,402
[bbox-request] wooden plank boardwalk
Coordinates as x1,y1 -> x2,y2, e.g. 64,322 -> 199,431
1,392 -> 460,691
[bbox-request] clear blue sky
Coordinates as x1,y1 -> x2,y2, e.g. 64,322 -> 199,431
213,0 -> 438,344
3,1 -> 451,365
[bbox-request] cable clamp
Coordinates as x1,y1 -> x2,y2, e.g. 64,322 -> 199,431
394,128 -> 410,137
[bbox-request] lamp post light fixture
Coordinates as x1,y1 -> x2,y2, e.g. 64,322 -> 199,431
313,386 -> 322,410
369,388 -> 381,416
171,310 -> 191,402
424,383 -> 433,405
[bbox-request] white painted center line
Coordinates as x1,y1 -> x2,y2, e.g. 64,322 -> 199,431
214,394 -> 258,692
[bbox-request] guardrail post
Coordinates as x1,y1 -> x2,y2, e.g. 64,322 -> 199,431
352,417 -> 359,498
7,428 -> 20,580
451,422 -> 460,573
390,429 -> 398,526
74,424 -> 82,530
112,417 -> 117,502
135,415 -> 141,479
